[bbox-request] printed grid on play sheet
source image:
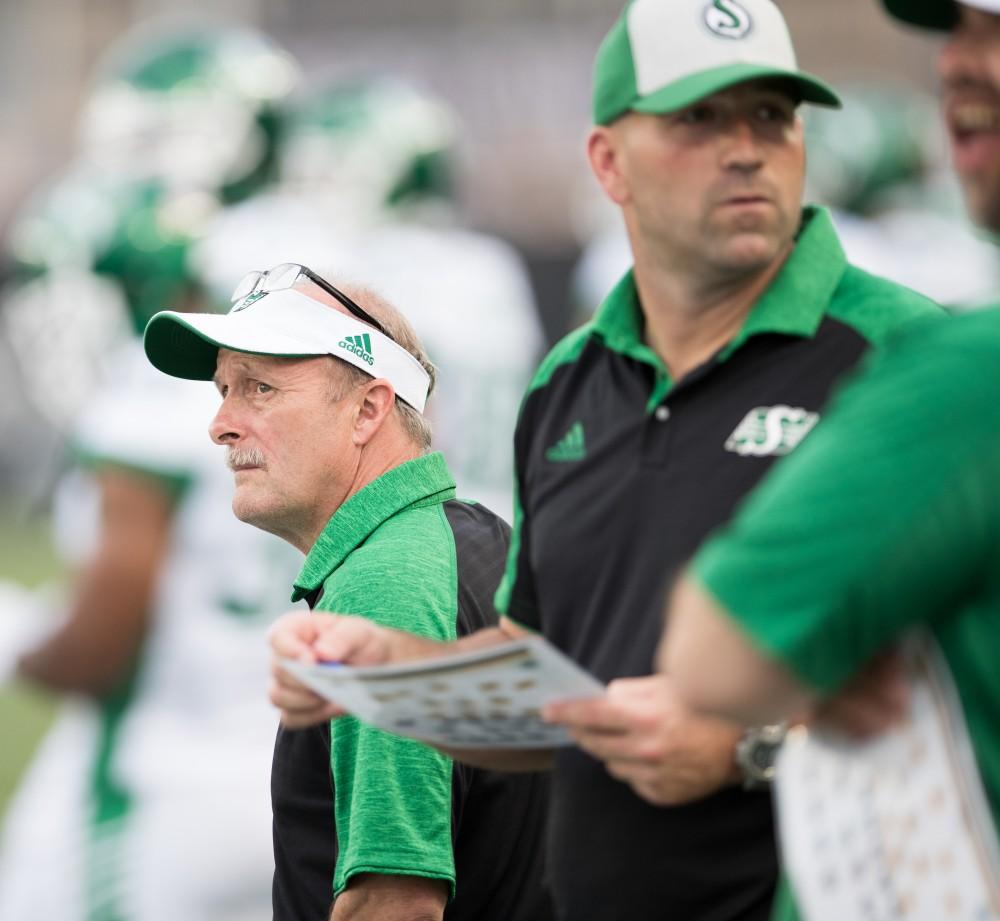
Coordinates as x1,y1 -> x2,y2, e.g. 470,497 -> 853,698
280,636 -> 605,748
776,638 -> 1000,921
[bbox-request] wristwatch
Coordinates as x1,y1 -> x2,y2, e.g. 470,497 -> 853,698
734,723 -> 787,789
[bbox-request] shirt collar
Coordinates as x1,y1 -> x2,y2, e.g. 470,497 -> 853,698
291,452 -> 456,601
591,206 -> 846,363
718,205 -> 846,358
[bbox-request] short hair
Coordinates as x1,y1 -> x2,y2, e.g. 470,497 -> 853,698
321,282 -> 437,451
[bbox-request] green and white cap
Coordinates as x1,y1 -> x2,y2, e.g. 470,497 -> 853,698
882,0 -> 1000,29
143,288 -> 431,412
593,0 -> 841,125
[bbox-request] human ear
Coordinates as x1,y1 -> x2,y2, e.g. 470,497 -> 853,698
587,125 -> 630,206
352,380 -> 396,446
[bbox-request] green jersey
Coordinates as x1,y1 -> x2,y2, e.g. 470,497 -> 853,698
694,308 -> 1000,921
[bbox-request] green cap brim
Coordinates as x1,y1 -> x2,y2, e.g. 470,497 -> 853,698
630,63 -> 842,116
145,313 -> 221,380
881,0 -> 958,29
143,311 -> 314,381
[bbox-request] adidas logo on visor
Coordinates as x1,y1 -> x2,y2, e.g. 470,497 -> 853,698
338,333 -> 374,366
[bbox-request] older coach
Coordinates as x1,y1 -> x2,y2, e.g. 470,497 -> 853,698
143,263 -> 551,921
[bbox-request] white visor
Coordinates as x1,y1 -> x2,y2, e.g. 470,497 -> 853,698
143,287 -> 431,413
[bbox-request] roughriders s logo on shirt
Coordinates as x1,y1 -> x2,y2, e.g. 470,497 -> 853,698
725,405 -> 819,457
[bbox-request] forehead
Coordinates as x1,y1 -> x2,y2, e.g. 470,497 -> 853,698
687,78 -> 802,108
213,349 -> 327,383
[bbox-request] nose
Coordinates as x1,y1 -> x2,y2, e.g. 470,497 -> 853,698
721,116 -> 763,174
939,13 -> 983,85
209,398 -> 242,446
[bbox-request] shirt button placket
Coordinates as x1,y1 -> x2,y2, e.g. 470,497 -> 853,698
641,403 -> 673,469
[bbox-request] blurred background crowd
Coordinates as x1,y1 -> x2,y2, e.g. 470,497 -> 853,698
0,1 -> 998,919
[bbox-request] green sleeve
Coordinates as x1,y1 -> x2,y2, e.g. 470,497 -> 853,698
694,311 -> 1000,694
316,506 -> 460,896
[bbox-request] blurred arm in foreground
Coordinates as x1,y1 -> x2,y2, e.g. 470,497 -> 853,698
663,312 -> 1000,756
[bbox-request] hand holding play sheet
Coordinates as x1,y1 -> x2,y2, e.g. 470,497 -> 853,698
279,635 -> 605,748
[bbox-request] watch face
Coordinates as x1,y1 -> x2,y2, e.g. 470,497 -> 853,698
739,725 -> 787,785
752,743 -> 778,774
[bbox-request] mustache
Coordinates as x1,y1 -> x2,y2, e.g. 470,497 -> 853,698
226,445 -> 267,471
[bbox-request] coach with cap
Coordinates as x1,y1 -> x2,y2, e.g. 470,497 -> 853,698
143,263 -> 552,921
263,1 -> 944,918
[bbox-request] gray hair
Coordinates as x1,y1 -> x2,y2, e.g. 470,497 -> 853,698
324,282 -> 437,451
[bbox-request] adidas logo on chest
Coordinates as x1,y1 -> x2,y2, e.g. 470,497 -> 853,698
546,421 -> 586,463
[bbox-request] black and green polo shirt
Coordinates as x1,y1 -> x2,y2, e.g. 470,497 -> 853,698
495,207 -> 943,921
271,453 -> 551,921
694,308 -> 1000,921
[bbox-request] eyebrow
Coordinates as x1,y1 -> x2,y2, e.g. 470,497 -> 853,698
212,356 -> 257,391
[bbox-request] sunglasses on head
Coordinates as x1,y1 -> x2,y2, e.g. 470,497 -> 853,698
231,263 -> 391,339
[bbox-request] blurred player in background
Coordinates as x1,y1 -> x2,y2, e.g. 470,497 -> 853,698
804,82 -> 1000,308
195,76 -> 545,521
0,23 -> 303,921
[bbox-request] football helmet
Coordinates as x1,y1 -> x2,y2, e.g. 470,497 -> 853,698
279,77 -> 458,221
78,23 -> 299,203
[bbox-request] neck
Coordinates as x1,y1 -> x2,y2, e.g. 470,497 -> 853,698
630,239 -> 793,381
293,437 -> 423,554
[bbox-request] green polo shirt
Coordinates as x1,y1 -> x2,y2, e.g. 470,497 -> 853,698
282,453 -> 461,897
695,308 -> 1000,921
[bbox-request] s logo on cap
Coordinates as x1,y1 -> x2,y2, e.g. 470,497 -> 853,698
704,0 -> 753,39
231,290 -> 267,313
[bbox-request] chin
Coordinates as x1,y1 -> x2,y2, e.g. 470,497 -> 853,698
717,241 -> 779,273
231,492 -> 271,530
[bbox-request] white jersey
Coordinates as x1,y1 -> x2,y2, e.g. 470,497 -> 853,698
195,194 -> 544,521
826,207 -> 1000,310
0,338 -> 303,921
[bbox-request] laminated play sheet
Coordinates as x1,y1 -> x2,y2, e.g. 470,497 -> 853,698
279,634 -> 605,748
776,635 -> 1000,921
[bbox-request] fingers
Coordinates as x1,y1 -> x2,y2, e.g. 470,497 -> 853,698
811,649 -> 910,738
267,612 -> 389,667
544,675 -> 674,729
268,669 -> 346,729
268,611 -> 330,662
542,696 -> 630,732
570,727 -> 638,762
265,612 -> 392,729
812,689 -> 906,738
607,674 -> 674,700
310,616 -> 391,666
562,705 -> 668,765
604,751 -> 693,807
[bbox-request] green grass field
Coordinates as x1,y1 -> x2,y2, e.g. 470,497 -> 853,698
0,508 -> 62,818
